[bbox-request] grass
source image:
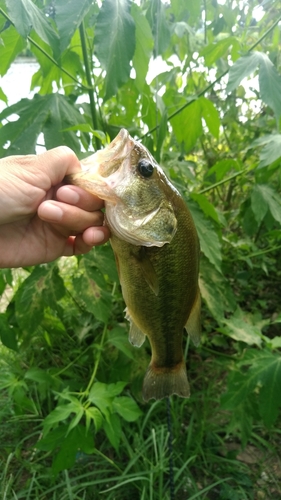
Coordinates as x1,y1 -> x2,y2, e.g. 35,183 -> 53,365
1,349 -> 281,500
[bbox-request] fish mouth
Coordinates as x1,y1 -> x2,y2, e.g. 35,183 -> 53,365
67,129 -> 135,201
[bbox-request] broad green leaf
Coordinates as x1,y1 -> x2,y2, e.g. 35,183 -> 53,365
251,184 -> 281,225
51,425 -> 94,475
36,424 -> 68,452
226,51 -> 261,93
199,97 -> 220,139
191,193 -> 220,224
89,381 -> 126,416
103,412 -> 122,450
206,159 -> 240,182
43,404 -> 74,434
0,26 -> 26,76
54,0 -> 92,53
131,3 -> 153,92
188,200 -> 222,273
0,93 -> 85,155
155,108 -> 167,162
252,133 -> 281,168
72,273 -> 112,324
0,313 -> 18,350
7,0 -> 59,58
259,52 -> 281,120
221,350 -> 281,428
107,326 -> 135,360
95,0 -> 135,100
146,0 -> 170,55
200,36 -> 238,67
221,310 -> 262,346
85,406 -> 103,432
171,99 -> 202,152
113,396 -> 142,422
199,257 -> 237,321
0,86 -> 7,103
15,264 -> 65,333
251,185 -> 269,224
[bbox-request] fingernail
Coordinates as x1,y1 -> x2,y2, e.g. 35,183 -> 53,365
94,228 -> 106,244
58,186 -> 80,204
42,203 -> 63,221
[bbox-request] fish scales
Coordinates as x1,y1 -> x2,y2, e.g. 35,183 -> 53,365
66,129 -> 201,401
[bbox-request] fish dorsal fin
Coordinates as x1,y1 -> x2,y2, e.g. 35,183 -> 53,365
137,247 -> 159,296
185,287 -> 201,346
125,308 -> 146,347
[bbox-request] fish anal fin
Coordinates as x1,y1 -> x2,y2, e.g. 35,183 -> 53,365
125,308 -> 146,347
185,287 -> 201,347
142,360 -> 190,402
136,247 -> 159,296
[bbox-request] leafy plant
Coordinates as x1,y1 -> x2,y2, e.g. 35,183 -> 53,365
0,0 -> 281,497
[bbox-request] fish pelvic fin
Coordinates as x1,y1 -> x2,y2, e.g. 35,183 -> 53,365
125,308 -> 146,347
185,287 -> 201,347
142,360 -> 190,402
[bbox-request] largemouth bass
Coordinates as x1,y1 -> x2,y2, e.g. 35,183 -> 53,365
66,129 -> 201,401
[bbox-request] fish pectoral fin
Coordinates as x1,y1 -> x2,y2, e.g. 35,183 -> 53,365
185,287 -> 201,346
136,247 -> 159,296
125,308 -> 146,347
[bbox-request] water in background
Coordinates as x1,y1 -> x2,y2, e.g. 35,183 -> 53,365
0,57 -> 39,111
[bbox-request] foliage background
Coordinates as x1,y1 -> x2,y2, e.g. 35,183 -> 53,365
0,0 -> 281,498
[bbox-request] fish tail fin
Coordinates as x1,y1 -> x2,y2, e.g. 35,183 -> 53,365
142,360 -> 190,402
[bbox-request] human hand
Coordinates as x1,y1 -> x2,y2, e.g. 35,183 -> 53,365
0,147 -> 110,268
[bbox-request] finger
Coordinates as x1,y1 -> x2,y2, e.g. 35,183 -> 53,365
37,200 -> 104,232
56,185 -> 105,211
63,229 -> 110,256
82,226 -> 110,246
38,146 -> 82,186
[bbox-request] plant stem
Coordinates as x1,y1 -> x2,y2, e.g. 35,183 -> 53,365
141,14 -> 281,139
84,323 -> 107,395
0,7 -> 88,91
79,22 -> 101,150
198,168 -> 249,194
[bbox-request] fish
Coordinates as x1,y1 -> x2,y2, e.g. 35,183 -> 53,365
66,128 -> 201,401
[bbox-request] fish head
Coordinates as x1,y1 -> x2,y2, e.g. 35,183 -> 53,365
68,129 -> 178,247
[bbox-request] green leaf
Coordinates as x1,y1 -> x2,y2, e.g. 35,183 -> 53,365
226,52 -> 261,93
113,396 -> 142,422
188,200 -> 222,273
54,0 -> 93,53
259,52 -> 281,120
0,93 -> 85,155
88,381 -> 126,416
221,310 -> 262,346
252,134 -> 281,168
0,313 -> 18,350
103,412 -> 122,450
199,97 -> 220,139
131,3 -> 153,92
206,159 -> 240,182
171,99 -> 202,152
146,0 -> 170,55
0,86 -> 7,103
72,273 -> 112,324
221,350 -> 281,428
95,0 -> 136,100
199,257 -> 237,321
107,326 -> 135,360
0,25 -> 26,76
191,193 -> 220,224
85,406 -> 103,432
51,425 -> 94,475
251,185 -> 268,225
7,0 -> 59,58
200,37 -> 239,67
251,184 -> 281,225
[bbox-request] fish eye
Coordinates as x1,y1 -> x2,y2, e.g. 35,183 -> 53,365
137,159 -> 154,178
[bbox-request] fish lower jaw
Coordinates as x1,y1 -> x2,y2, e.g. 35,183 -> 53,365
142,360 -> 190,402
